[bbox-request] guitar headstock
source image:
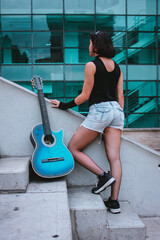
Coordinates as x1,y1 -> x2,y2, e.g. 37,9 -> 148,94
31,75 -> 43,90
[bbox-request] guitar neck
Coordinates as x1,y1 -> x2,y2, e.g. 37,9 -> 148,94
38,90 -> 52,136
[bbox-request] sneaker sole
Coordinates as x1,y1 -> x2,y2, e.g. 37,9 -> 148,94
93,177 -> 116,194
108,207 -> 121,214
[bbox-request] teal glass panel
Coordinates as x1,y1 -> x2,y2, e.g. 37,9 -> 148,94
128,114 -> 157,128
1,48 -> 31,64
1,15 -> 31,31
119,65 -> 126,80
44,82 -> 64,97
128,97 -> 157,113
111,32 -> 126,48
113,48 -> 126,64
65,0 -> 94,14
127,16 -> 156,32
16,81 -> 33,91
127,49 -> 157,65
65,32 -> 90,47
65,48 -> 92,64
159,83 -> 160,96
158,33 -> 160,47
96,16 -> 126,32
128,32 -> 156,48
65,65 -> 85,81
33,48 -> 63,63
64,15 -> 95,31
1,66 -> 32,81
158,16 -> 160,31
33,65 -> 64,80
33,0 -> 63,14
127,0 -> 156,15
1,32 -> 31,48
1,0 -> 31,14
128,82 -> 157,98
96,0 -> 125,14
158,67 -> 160,80
128,65 -> 157,80
65,82 -> 83,97
159,0 -> 160,14
33,15 -> 63,31
33,32 -> 63,48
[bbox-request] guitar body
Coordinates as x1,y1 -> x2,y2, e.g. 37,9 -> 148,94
30,124 -> 74,178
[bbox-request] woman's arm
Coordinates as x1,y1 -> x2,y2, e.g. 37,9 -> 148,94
117,70 -> 124,110
51,62 -> 96,108
74,62 -> 95,105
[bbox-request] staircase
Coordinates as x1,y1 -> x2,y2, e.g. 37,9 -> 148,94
0,157 -> 146,240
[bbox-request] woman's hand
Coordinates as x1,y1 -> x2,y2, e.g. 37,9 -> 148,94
50,99 -> 60,108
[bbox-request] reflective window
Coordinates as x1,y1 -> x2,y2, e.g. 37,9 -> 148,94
1,15 -> 31,31
65,82 -> 83,97
128,32 -> 156,48
65,65 -> 85,81
128,114 -> 157,128
33,65 -> 64,80
96,0 -> 125,14
1,48 -> 31,64
127,16 -> 156,32
96,16 -> 126,32
45,82 -> 64,97
64,15 -> 95,31
128,65 -> 157,80
1,0 -> 31,14
33,48 -> 63,63
33,0 -> 63,14
1,66 -> 32,81
127,49 -> 157,64
127,0 -> 156,15
112,32 -> 126,48
33,32 -> 63,48
1,32 -> 31,48
128,82 -> 157,97
65,32 -> 90,47
128,97 -> 157,113
33,15 -> 63,31
65,0 -> 94,14
113,49 -> 126,64
65,48 -> 92,64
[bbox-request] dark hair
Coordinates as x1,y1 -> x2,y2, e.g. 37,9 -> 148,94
90,31 -> 116,58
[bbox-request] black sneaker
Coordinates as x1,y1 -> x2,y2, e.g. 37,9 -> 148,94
92,171 -> 115,194
104,197 -> 121,214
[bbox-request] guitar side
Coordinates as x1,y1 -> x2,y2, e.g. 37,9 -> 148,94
30,124 -> 74,178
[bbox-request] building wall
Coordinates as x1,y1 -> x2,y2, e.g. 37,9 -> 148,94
0,0 -> 160,127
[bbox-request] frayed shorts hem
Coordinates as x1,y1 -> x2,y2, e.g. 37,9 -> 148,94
80,122 -> 123,133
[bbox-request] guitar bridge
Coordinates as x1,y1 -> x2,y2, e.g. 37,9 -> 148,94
41,157 -> 64,163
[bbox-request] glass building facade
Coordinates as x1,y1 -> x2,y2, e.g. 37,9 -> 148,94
0,0 -> 160,128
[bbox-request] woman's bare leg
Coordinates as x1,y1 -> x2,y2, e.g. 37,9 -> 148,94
104,127 -> 122,200
68,126 -> 104,176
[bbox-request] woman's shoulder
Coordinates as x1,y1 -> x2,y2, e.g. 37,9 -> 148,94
85,61 -> 96,72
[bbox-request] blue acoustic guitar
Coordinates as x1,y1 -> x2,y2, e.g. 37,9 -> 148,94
30,75 -> 74,178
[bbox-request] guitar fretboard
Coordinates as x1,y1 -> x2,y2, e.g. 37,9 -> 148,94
38,90 -> 51,136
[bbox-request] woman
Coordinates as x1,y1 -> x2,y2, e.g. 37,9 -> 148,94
51,31 -> 124,214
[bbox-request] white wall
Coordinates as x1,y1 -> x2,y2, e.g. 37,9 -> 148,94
0,77 -> 160,216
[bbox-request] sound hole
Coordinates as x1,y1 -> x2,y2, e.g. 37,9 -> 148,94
44,134 -> 54,145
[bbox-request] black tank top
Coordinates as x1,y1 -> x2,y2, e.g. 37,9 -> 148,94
89,56 -> 121,107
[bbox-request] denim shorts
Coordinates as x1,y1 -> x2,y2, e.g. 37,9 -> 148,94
81,101 -> 124,133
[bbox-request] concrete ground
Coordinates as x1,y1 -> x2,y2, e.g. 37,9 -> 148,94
140,217 -> 160,240
0,182 -> 160,240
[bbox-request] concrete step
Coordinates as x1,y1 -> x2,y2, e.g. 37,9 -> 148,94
68,187 -> 146,240
0,157 -> 30,193
0,179 -> 72,240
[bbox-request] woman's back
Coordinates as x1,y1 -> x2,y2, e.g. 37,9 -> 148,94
89,56 -> 121,106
